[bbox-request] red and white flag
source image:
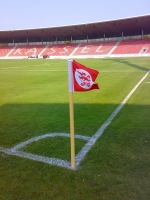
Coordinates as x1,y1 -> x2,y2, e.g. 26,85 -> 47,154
68,59 -> 99,168
68,60 -> 99,92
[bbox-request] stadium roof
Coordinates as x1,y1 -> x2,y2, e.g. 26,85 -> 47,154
0,15 -> 150,43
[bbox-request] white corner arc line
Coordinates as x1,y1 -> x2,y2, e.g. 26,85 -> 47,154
11,133 -> 90,152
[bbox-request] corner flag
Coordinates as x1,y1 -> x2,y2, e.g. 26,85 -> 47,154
68,60 -> 99,168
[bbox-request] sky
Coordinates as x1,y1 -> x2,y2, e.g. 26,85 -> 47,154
0,0 -> 150,31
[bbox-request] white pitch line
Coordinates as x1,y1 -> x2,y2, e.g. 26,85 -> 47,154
45,62 -> 63,64
0,63 -> 49,70
0,69 -> 67,72
101,70 -> 137,72
0,133 -> 90,170
0,69 -> 140,72
0,147 -> 72,169
112,62 -> 119,65
111,61 -> 128,65
75,70 -> 150,167
17,63 -> 50,68
17,70 -> 67,72
0,70 -> 149,170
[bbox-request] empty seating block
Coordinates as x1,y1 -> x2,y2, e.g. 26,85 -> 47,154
0,46 -> 14,57
112,39 -> 150,54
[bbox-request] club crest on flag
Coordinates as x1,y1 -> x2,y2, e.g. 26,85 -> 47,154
75,69 -> 94,89
72,60 -> 99,92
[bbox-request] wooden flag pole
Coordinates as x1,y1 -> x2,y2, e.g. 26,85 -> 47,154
69,92 -> 75,168
68,60 -> 75,168
68,59 -> 100,168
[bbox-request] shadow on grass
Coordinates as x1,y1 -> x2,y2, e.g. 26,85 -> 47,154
0,103 -> 117,146
0,102 -> 149,169
0,102 -> 150,147
108,58 -> 149,72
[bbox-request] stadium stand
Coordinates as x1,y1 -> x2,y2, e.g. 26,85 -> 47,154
0,38 -> 150,58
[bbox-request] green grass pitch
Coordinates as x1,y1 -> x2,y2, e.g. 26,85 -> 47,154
0,57 -> 150,199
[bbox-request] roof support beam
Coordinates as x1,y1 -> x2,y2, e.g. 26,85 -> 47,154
142,30 -> 144,39
122,32 -> 123,40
